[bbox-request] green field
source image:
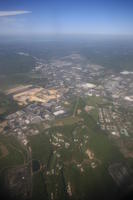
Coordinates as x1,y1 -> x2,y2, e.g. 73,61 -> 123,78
29,133 -> 51,164
28,98 -> 126,200
32,171 -> 48,200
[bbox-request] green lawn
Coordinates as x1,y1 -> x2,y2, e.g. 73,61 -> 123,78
29,133 -> 51,164
32,171 -> 48,200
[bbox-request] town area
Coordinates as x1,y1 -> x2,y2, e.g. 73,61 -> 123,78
0,53 -> 133,200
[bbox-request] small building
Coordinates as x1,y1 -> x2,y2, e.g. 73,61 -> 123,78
53,110 -> 65,116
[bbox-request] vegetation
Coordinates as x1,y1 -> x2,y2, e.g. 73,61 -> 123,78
29,134 -> 51,164
28,98 -> 126,200
0,135 -> 27,199
0,92 -> 19,117
0,135 -> 26,171
32,171 -> 48,200
0,53 -> 34,75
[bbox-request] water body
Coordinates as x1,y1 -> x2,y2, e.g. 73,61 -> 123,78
32,160 -> 40,172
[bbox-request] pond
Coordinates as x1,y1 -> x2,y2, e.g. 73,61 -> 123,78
32,160 -> 40,172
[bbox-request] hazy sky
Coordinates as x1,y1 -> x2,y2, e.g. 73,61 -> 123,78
0,0 -> 133,36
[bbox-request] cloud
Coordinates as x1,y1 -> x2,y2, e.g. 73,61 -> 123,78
0,11 -> 31,17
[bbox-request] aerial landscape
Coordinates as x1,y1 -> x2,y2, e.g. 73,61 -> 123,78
0,0 -> 133,200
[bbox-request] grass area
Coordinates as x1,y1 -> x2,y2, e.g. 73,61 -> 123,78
32,171 -> 48,200
85,96 -> 103,106
29,97 -> 126,200
30,119 -> 123,199
54,116 -> 80,126
89,109 -> 99,121
83,96 -> 112,121
78,98 -> 124,163
89,130 -> 124,164
29,133 -> 51,164
46,172 -> 67,200
64,162 -> 118,200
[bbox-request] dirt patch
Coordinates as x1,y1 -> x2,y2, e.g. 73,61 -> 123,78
0,108 -> 5,115
0,143 -> 8,158
0,120 -> 8,133
86,149 -> 94,160
117,139 -> 133,158
77,109 -> 82,115
84,105 -> 94,112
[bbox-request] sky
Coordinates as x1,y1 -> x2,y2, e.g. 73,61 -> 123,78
0,0 -> 133,36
